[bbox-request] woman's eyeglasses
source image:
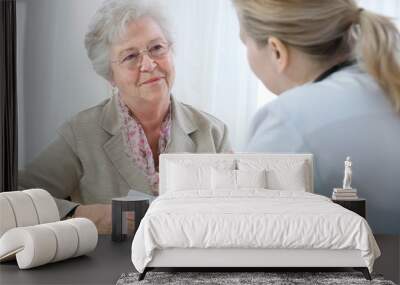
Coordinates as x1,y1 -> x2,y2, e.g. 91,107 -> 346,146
112,41 -> 172,70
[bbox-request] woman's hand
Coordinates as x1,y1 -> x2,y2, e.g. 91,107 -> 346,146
72,204 -> 135,235
73,204 -> 112,234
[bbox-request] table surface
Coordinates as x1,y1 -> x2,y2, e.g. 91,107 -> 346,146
0,235 -> 133,285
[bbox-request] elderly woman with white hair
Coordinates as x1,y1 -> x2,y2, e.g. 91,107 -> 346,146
19,0 -> 231,233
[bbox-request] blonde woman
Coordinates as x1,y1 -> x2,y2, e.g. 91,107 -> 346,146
233,0 -> 400,233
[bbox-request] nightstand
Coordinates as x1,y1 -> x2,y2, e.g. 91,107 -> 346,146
332,198 -> 366,218
112,196 -> 150,242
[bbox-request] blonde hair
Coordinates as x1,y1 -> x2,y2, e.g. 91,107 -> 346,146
233,0 -> 400,111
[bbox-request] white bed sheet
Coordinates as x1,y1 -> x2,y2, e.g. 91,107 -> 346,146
131,190 -> 380,273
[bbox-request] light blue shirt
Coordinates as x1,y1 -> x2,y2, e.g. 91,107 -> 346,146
245,65 -> 400,234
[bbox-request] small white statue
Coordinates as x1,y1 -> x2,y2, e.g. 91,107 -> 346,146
342,156 -> 352,189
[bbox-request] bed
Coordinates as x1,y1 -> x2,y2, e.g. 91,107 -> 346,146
131,153 -> 380,280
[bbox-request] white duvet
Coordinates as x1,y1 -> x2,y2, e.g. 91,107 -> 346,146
131,190 -> 380,273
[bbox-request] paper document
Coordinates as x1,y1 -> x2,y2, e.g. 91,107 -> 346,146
127,190 -> 156,203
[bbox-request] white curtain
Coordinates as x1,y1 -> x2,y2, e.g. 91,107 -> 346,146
164,0 -> 258,150
358,0 -> 400,26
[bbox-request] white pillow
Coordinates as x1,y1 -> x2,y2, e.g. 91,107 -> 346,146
167,163 -> 211,191
267,163 -> 307,191
236,169 -> 267,189
238,159 -> 308,191
211,168 -> 236,190
211,169 -> 268,190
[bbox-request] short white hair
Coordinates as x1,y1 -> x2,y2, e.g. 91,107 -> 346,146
84,0 -> 172,81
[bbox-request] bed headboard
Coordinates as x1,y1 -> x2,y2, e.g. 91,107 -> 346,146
159,153 -> 314,195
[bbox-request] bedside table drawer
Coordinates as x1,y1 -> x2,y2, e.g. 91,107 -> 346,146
332,199 -> 366,218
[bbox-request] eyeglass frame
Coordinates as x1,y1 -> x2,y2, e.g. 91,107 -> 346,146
111,41 -> 173,69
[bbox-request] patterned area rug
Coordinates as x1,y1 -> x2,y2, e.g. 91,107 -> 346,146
116,271 -> 396,285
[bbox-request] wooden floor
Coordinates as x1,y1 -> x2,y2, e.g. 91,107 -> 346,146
373,235 -> 400,284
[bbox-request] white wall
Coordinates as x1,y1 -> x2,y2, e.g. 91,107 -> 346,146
17,0 -> 109,166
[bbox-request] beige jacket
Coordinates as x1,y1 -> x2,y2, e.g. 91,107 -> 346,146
19,95 -> 231,217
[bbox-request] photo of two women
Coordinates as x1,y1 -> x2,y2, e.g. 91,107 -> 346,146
1,0 -> 399,283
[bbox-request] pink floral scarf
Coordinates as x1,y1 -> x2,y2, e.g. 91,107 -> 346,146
117,94 -> 172,195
